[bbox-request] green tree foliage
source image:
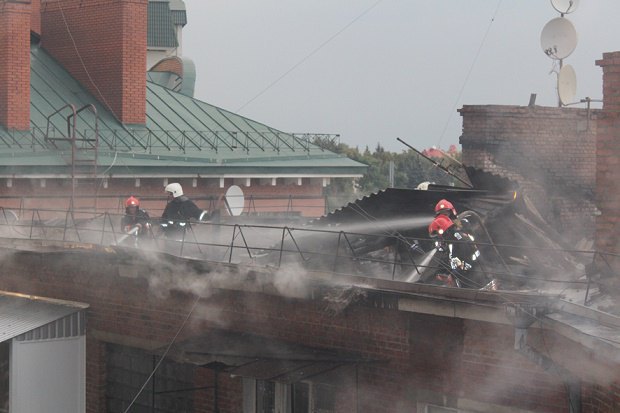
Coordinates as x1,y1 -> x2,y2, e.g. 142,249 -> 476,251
314,137 -> 461,199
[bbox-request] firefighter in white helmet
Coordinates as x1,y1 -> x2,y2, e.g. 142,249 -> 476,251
160,183 -> 209,237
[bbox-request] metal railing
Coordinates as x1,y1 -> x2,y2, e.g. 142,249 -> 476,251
0,128 -> 337,155
0,193 -> 333,218
0,206 -> 615,306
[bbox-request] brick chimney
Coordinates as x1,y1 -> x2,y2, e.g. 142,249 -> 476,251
0,0 -> 32,131
30,0 -> 40,35
595,52 -> 620,255
40,0 -> 147,125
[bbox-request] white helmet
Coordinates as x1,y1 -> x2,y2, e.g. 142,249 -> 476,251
165,182 -> 183,198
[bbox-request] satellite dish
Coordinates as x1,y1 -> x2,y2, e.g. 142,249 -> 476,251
558,64 -> 577,105
550,0 -> 579,14
224,185 -> 245,216
540,17 -> 577,60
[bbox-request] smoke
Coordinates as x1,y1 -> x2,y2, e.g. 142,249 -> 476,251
136,248 -> 242,300
271,261 -> 311,299
190,300 -> 226,329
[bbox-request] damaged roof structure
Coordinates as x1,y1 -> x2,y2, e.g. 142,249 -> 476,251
0,134 -> 617,412
0,1 -> 619,413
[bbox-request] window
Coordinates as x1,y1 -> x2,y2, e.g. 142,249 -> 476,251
244,379 -> 336,413
312,383 -> 336,413
292,382 -> 309,413
256,380 -> 275,413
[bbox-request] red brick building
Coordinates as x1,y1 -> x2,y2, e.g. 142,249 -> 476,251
0,1 -> 619,413
0,0 -> 365,218
459,105 -> 597,244
1,241 -> 618,413
595,51 -> 620,258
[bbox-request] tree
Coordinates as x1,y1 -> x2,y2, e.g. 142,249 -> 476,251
314,137 -> 461,199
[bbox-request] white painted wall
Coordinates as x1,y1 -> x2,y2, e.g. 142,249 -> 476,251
10,336 -> 85,413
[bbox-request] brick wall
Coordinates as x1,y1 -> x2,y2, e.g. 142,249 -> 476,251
30,0 -> 40,34
0,177 -> 327,217
583,382 -> 620,412
40,0 -> 147,125
595,52 -> 620,255
459,105 -> 598,243
0,0 -> 31,131
1,248 -> 618,412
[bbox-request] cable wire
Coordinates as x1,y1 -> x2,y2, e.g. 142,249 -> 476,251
57,1 -> 122,124
236,0 -> 386,112
122,294 -> 201,413
437,0 -> 503,147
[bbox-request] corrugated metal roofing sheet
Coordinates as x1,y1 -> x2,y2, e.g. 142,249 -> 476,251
0,291 -> 88,343
148,1 -> 178,48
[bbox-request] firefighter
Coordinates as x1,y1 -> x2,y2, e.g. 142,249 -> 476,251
160,183 -> 209,238
428,199 -> 480,287
121,196 -> 152,238
428,199 -> 458,253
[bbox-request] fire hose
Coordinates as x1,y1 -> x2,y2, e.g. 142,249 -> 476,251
459,210 -> 513,275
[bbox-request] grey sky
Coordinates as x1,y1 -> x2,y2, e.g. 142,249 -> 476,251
182,0 -> 619,152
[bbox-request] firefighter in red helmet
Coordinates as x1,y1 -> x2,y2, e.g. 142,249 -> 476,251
434,199 -> 457,218
428,198 -> 480,287
429,199 -> 458,246
121,196 -> 152,239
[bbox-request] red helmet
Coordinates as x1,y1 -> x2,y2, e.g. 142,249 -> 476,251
428,214 -> 454,237
125,196 -> 139,208
434,199 -> 456,216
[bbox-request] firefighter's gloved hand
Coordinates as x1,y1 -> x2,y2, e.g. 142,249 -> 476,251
410,241 -> 424,255
434,241 -> 445,252
450,257 -> 462,270
125,225 -> 140,236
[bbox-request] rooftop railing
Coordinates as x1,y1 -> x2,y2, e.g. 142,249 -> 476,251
0,128 -> 340,155
0,206 -> 613,306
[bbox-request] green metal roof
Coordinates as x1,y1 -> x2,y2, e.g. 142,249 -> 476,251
147,1 -> 178,48
0,43 -> 367,178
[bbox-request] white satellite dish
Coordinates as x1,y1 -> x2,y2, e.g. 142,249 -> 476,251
540,17 -> 577,60
224,185 -> 245,216
558,64 -> 577,105
550,0 -> 579,14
